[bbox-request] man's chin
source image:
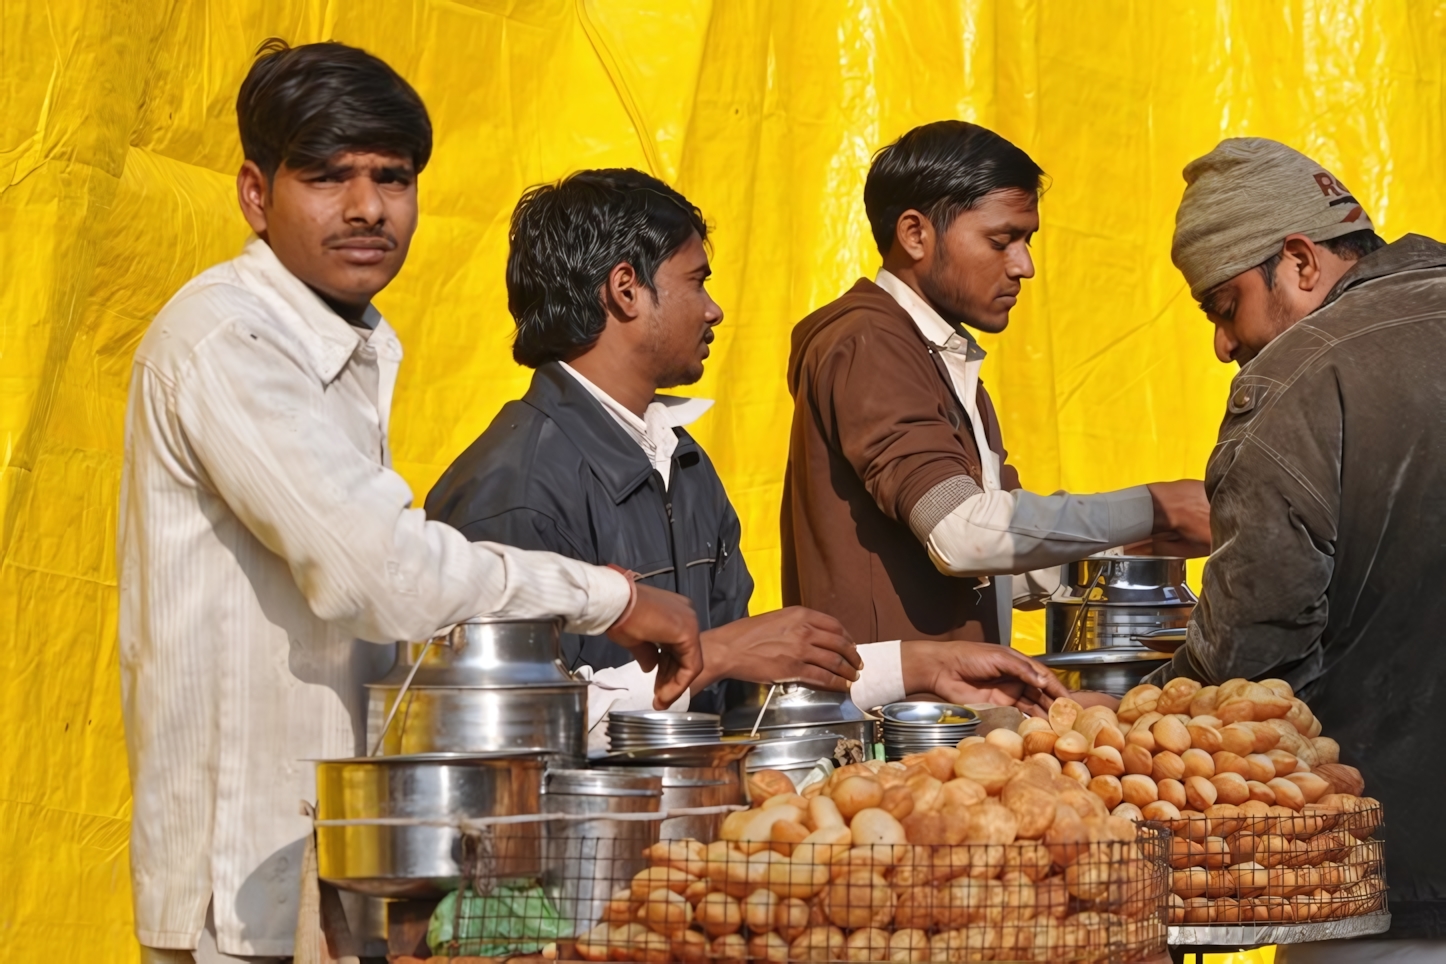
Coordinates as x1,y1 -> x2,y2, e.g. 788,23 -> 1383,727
658,363 -> 706,390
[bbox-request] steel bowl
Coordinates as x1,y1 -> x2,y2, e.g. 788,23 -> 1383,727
315,752 -> 546,898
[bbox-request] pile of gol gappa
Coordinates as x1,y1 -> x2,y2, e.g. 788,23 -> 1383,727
1016,677 -> 1384,925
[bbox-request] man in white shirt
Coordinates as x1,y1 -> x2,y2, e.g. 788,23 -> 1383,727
426,169 -> 1069,752
120,42 -> 701,963
784,120 -> 1212,652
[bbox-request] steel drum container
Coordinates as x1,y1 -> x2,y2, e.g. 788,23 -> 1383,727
366,619 -> 586,764
315,752 -> 546,898
1040,556 -> 1195,695
1045,556 -> 1196,653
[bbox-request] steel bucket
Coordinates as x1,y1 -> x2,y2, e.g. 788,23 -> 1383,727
315,752 -> 546,898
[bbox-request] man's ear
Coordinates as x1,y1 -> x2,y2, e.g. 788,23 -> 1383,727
893,210 -> 932,263
602,261 -> 644,322
1282,234 -> 1324,291
237,160 -> 271,237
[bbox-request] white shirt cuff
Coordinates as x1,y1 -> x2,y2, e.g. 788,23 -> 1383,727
570,565 -> 634,636
850,640 -> 905,711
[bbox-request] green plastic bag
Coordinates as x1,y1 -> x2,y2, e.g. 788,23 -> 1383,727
427,881 -> 569,957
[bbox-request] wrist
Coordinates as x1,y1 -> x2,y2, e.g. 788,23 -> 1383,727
605,565 -> 639,631
693,628 -> 730,693
898,640 -> 933,696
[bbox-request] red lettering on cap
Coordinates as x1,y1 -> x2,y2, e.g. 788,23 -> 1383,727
1342,206 -> 1364,223
1314,172 -> 1344,196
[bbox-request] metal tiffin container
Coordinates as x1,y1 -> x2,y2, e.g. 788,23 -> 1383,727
366,618 -> 587,764
880,701 -> 979,760
313,751 -> 546,898
540,768 -> 662,937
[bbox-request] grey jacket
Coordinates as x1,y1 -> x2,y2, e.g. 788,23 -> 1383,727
1150,235 -> 1446,938
423,363 -> 753,713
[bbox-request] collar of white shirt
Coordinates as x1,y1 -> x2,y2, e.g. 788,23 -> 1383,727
874,268 -> 987,364
230,236 -> 402,380
557,361 -> 715,445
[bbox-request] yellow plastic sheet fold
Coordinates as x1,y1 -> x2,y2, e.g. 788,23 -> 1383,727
2,1 -> 1443,957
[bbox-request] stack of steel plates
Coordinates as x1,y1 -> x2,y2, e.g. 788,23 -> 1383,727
606,710 -> 722,752
880,702 -> 980,760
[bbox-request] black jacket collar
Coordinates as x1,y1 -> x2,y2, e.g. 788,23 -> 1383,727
522,362 -> 696,504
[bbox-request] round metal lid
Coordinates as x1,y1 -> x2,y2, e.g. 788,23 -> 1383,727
1034,649 -> 1173,667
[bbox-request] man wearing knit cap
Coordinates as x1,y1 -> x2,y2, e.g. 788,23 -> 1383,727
1153,137 -> 1446,958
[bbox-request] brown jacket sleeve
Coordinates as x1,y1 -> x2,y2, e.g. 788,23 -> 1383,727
803,311 -> 982,524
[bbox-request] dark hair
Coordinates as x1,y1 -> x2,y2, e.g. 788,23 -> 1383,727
507,169 -> 708,368
1257,229 -> 1386,289
236,38 -> 432,178
864,121 -> 1045,255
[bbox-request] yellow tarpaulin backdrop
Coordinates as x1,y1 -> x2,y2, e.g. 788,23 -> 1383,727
3,0 -> 1443,957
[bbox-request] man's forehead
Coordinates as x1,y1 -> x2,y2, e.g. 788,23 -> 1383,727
301,149 -> 415,171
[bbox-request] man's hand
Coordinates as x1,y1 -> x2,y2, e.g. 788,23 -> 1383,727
900,640 -> 1070,714
1145,479 -> 1212,557
696,607 -> 861,693
606,584 -> 703,709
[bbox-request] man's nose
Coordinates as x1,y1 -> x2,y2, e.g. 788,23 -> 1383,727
706,294 -> 724,327
1214,324 -> 1236,364
1009,244 -> 1036,280
343,176 -> 386,224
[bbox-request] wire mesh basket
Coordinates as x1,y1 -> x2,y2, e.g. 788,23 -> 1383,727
1155,799 -> 1386,925
432,824 -> 1171,962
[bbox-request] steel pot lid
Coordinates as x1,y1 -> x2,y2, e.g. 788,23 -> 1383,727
1059,555 -> 1198,606
721,682 -> 869,733
370,619 -> 577,689
543,768 -> 662,796
313,751 -> 549,765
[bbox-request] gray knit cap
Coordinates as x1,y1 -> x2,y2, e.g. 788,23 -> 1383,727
1171,137 -> 1374,301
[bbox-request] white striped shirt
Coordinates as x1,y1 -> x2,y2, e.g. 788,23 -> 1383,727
118,237 -> 630,955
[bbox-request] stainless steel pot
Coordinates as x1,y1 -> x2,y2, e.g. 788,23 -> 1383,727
542,769 -> 662,937
315,752 -> 546,898
366,620 -> 586,763
721,682 -> 875,745
1045,555 -> 1197,653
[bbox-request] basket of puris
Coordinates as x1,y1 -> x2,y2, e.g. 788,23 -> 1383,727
1007,677 -> 1384,927
575,744 -> 1171,963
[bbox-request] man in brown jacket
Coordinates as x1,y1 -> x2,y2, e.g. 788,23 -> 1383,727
783,120 -> 1210,646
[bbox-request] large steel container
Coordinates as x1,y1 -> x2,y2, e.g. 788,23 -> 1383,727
1045,556 -> 1197,653
366,619 -> 586,763
315,752 -> 546,898
1040,556 -> 1195,695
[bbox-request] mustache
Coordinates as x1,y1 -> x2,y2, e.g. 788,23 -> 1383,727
323,226 -> 397,249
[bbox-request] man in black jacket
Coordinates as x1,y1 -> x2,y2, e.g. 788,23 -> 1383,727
426,169 -> 1066,739
1155,137 -> 1446,956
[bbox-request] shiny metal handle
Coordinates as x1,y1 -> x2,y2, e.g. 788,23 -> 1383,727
1063,566 -> 1106,653
369,636 -> 437,757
